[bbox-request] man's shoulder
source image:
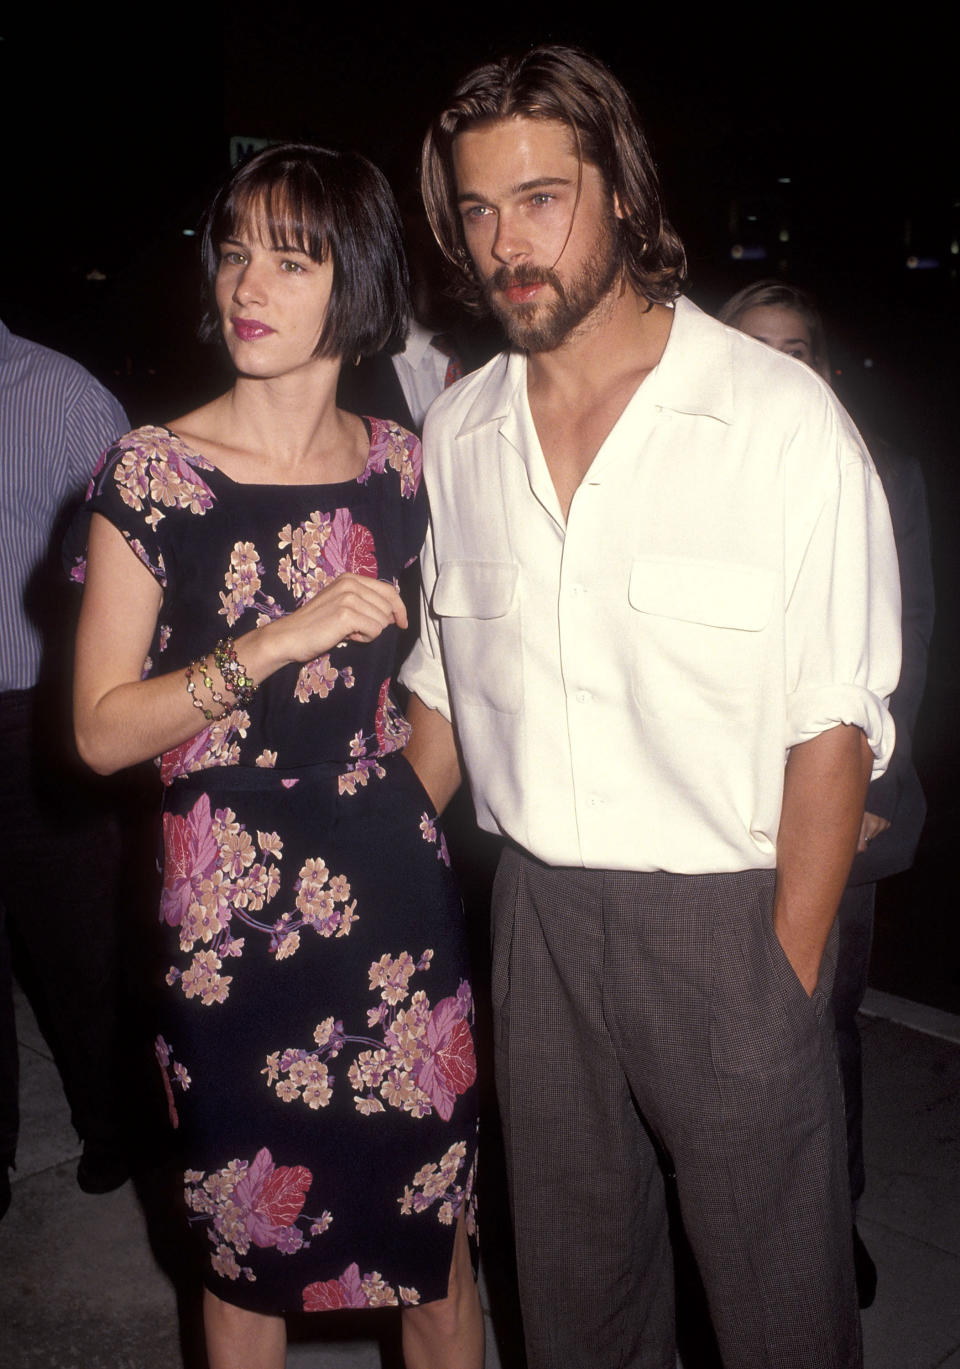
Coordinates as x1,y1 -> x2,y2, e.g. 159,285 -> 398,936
676,297 -> 825,400
3,327 -> 90,388
1,326 -> 124,419
422,349 -> 518,448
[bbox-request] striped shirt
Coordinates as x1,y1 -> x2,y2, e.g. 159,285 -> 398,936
1,319 -> 128,689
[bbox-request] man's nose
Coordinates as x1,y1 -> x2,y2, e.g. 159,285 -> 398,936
491,211 -> 530,265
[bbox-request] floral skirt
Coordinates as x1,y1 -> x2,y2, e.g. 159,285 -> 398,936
155,753 -> 477,1315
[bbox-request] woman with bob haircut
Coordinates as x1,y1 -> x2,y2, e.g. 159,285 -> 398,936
420,44 -> 687,310
71,143 -> 482,1369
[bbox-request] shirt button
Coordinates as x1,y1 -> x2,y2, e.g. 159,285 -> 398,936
588,795 -> 602,808
576,690 -> 591,704
571,583 -> 585,596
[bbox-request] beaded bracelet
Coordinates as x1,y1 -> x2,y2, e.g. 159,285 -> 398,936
185,661 -> 228,722
213,638 -> 258,707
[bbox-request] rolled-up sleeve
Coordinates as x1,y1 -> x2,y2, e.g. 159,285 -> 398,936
784,440 -> 901,777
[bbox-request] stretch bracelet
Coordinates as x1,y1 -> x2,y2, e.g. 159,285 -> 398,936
185,661 -> 228,722
213,638 -> 258,707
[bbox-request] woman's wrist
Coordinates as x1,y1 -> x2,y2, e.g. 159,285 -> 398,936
183,631 -> 271,720
233,621 -> 291,683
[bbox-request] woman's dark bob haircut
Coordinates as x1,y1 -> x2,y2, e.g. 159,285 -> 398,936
421,45 -> 687,311
200,142 -> 410,359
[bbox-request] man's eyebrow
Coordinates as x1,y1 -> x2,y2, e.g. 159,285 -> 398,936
456,176 -> 573,204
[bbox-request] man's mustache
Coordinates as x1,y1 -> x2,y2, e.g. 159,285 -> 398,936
487,264 -> 566,298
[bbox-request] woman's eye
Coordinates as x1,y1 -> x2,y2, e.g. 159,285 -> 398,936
220,250 -> 246,266
281,259 -> 306,273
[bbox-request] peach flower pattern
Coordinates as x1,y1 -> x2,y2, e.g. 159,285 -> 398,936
162,794 -> 357,1004
263,952 -> 476,1122
399,1141 -> 478,1236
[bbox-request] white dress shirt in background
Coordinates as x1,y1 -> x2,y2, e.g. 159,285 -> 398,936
390,320 -> 454,432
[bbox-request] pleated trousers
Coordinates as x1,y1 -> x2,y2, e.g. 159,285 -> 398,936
491,846 -> 861,1369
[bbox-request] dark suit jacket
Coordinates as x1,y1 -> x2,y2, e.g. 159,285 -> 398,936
337,354 -> 418,436
848,445 -> 934,884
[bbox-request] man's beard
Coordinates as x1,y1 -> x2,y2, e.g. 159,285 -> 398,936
483,213 -> 624,353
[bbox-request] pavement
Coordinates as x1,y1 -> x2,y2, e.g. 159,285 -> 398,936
2,982 -> 958,1369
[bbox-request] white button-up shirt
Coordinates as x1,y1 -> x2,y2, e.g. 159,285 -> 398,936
391,321 -> 453,432
400,298 -> 901,874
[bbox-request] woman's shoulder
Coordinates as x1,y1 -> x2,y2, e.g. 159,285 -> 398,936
87,424 -> 219,523
109,423 -> 217,471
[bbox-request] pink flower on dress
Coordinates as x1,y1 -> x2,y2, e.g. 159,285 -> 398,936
413,993 -> 477,1122
233,1147 -> 312,1249
158,1059 -> 179,1129
302,1262 -> 369,1311
321,508 -> 378,579
373,678 -> 411,754
160,728 -> 213,785
161,794 -> 219,926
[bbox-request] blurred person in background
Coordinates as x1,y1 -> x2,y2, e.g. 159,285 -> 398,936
720,279 -> 934,1307
0,319 -> 129,1220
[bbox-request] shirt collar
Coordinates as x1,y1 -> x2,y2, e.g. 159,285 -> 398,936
0,318 -> 14,361
456,350 -> 525,437
400,319 -> 438,370
649,296 -> 735,425
453,295 -> 735,443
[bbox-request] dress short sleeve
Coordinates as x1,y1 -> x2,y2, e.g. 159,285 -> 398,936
66,425 -> 218,588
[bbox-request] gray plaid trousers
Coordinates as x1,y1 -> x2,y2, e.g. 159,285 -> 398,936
491,847 -> 861,1369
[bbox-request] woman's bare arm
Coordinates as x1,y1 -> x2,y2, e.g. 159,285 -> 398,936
75,513 -> 407,774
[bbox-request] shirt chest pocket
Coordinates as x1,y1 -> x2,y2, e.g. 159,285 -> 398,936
432,561 -> 522,714
627,559 -> 775,719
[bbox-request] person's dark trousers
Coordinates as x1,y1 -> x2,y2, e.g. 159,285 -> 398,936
0,688 -> 123,1171
492,847 -> 861,1369
831,881 -> 876,1206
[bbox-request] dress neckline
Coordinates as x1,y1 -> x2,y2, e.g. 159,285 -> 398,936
160,418 -> 379,490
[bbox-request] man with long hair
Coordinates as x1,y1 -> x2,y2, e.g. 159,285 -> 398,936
401,45 -> 900,1369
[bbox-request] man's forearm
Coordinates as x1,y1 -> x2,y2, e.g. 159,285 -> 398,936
774,723 -> 874,994
404,694 -> 462,813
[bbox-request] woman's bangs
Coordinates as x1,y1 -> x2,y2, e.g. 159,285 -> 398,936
224,177 -> 328,264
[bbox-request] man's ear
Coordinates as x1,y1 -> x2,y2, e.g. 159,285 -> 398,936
613,190 -> 626,220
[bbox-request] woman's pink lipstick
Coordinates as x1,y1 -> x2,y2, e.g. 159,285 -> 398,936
232,318 -> 275,341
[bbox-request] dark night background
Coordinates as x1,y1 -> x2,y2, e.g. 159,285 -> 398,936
2,10 -> 957,1012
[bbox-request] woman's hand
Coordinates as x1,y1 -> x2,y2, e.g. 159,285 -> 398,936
241,574 -> 407,680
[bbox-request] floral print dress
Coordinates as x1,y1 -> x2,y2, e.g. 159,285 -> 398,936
71,423 -> 477,1315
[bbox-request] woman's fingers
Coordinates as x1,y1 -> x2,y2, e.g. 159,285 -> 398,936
288,574 -> 407,657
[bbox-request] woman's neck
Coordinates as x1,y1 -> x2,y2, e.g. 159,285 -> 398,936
170,359 -> 370,485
